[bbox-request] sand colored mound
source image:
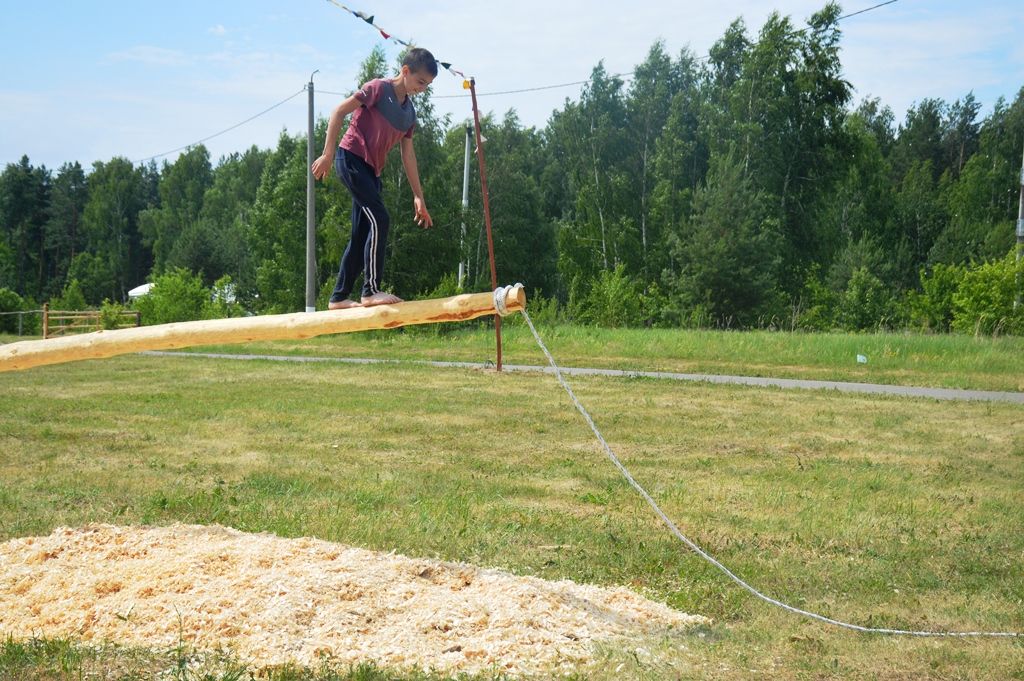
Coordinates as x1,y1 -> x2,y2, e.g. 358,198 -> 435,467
0,524 -> 706,676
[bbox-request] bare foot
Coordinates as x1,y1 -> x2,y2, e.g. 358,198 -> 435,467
328,299 -> 362,310
360,292 -> 403,306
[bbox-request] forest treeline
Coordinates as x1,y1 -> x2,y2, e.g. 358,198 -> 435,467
2,3 -> 1023,334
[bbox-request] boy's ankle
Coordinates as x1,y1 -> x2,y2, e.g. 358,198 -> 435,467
328,299 -> 362,310
360,292 -> 403,307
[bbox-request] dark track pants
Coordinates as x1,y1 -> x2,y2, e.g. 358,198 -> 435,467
330,147 -> 389,302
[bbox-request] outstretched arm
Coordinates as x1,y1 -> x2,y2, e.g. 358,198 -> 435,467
400,136 -> 433,228
311,95 -> 361,180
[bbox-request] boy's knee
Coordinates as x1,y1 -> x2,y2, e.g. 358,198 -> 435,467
372,207 -> 390,231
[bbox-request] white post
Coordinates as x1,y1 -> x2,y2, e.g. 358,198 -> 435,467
305,70 -> 319,313
1016,140 -> 1023,308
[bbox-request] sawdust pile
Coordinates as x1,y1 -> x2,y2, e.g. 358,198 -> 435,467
0,524 -> 706,676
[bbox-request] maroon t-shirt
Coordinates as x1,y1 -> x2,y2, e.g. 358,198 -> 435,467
340,79 -> 416,176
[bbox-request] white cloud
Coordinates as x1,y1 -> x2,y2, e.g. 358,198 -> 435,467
839,4 -> 1021,118
209,24 -> 227,36
105,45 -> 193,67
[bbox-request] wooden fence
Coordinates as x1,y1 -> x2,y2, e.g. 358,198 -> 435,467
42,304 -> 142,339
0,309 -> 42,336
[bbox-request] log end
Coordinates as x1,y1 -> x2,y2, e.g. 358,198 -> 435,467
504,284 -> 527,312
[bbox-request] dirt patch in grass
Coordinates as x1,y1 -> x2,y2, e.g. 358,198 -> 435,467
0,524 -> 706,677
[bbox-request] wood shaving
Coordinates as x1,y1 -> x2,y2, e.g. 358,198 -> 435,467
0,524 -> 706,676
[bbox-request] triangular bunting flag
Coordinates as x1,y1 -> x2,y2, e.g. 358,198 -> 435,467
324,0 -> 464,80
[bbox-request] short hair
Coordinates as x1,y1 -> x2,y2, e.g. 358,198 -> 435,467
403,47 -> 438,78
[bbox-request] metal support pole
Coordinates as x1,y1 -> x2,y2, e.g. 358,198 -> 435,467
1016,139 -> 1024,308
305,70 -> 319,313
468,79 -> 502,371
459,123 -> 472,289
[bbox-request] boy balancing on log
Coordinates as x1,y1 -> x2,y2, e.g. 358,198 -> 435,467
311,48 -> 437,309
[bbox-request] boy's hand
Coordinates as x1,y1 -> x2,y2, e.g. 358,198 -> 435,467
311,154 -> 332,181
414,197 -> 433,228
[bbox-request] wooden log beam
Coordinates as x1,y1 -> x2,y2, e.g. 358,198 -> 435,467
0,285 -> 526,373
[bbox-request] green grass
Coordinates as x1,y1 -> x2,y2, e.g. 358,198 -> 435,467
153,323 -> 1023,392
1,343 -> 1022,679
0,635 -> 470,680
5,323 -> 1023,391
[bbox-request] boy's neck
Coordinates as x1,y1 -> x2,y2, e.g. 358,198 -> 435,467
391,76 -> 408,102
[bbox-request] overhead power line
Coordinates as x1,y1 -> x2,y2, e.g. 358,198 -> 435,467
135,88 -> 306,164
838,0 -> 899,21
319,76 -> 637,101
432,75 -> 637,99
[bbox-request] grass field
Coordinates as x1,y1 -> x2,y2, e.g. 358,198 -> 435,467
184,322 -> 1024,392
1,325 -> 1022,679
4,322 -> 1024,391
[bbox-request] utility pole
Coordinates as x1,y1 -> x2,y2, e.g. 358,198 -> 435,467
459,123 -> 472,289
468,78 -> 502,371
1016,139 -> 1024,308
305,70 -> 319,313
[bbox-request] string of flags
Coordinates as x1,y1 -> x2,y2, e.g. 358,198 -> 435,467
323,0 -> 468,80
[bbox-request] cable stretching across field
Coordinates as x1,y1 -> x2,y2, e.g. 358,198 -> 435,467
518,307 -> 1020,638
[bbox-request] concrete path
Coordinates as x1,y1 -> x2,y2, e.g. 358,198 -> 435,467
142,350 -> 1024,404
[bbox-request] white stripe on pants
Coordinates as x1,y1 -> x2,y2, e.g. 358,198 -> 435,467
361,206 -> 379,295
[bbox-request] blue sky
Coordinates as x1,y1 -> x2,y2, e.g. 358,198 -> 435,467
1,0 -> 1022,169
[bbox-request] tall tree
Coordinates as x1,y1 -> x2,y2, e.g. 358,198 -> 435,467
248,131 -> 306,312
547,63 -> 631,292
624,41 -> 682,277
180,145 -> 271,288
818,113 -> 901,288
663,151 -> 783,326
701,5 -> 852,291
651,48 -> 707,279
891,98 -> 946,182
855,97 -> 896,156
0,156 -> 50,298
465,111 -> 556,294
943,93 -> 982,177
138,145 -> 213,274
891,159 -> 946,269
79,157 -> 148,302
975,87 -> 1024,223
42,162 -> 88,299
931,151 -> 1015,264
779,4 -> 852,287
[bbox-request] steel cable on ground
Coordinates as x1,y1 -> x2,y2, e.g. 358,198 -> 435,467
519,307 -> 1020,638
